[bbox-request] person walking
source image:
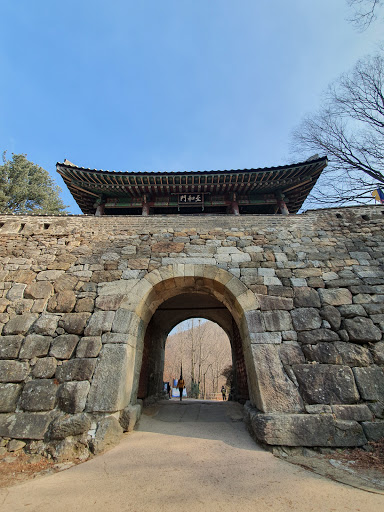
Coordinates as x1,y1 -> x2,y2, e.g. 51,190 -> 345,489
177,375 -> 185,401
221,385 -> 226,401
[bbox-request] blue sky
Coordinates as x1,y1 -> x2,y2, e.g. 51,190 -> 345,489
1,1 -> 382,214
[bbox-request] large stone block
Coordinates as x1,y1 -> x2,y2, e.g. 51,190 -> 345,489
48,413 -> 92,440
297,329 -> 339,344
318,288 -> 352,306
75,297 -> 95,313
362,421 -> 384,441
90,416 -> 124,454
278,342 -> 305,365
292,364 -> 360,404
56,358 -> 97,382
353,366 -> 384,401
84,310 -> 115,336
20,379 -> 58,411
7,283 -> 27,301
302,343 -> 342,364
12,298 -> 33,314
36,270 -> 65,281
303,342 -> 372,367
47,437 -> 90,462
344,317 -> 382,343
50,334 -> 79,359
246,409 -> 366,446
367,402 -> 384,419
119,403 -> 142,432
250,344 -> 303,413
262,310 -> 293,332
60,313 -> 91,335
0,335 -> 23,359
0,413 -> 12,436
319,306 -> 341,330
371,342 -> 384,364
6,412 -> 55,439
152,241 -> 185,253
0,298 -> 10,313
98,279 -> 140,296
258,295 -> 293,311
8,270 -> 36,284
54,274 -> 79,292
25,282 -> 54,300
290,308 -> 322,331
293,287 -> 321,308
86,344 -> 136,412
3,314 -> 38,335
245,310 -> 264,334
19,334 -> 52,359
338,304 -> 367,318
32,357 -> 57,378
0,360 -> 29,382
58,381 -> 90,413
101,332 -> 136,345
250,332 -> 282,344
33,314 -> 60,336
112,309 -> 141,335
95,294 -> 125,311
333,342 -> 372,367
47,291 -> 76,313
331,404 -> 373,421
0,383 -> 22,412
76,337 -> 102,358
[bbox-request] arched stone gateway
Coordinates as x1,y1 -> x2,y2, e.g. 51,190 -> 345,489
85,266 -> 304,417
0,206 -> 383,458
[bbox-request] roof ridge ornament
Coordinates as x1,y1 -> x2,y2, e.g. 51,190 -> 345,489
63,159 -> 77,167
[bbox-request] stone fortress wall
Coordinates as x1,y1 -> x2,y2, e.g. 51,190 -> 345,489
0,205 -> 383,459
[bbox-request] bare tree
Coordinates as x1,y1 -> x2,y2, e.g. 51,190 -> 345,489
347,0 -> 382,30
292,53 -> 384,208
163,320 -> 231,398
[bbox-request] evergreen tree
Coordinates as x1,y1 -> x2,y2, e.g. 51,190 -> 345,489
0,153 -> 67,214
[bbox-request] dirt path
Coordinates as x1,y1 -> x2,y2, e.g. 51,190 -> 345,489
1,400 -> 384,512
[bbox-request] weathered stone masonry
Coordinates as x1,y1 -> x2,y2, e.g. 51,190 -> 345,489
0,205 -> 384,458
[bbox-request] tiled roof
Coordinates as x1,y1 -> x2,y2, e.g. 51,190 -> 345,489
56,156 -> 328,215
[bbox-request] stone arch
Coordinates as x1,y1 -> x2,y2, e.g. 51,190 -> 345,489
86,264 -> 303,416
137,293 -> 249,402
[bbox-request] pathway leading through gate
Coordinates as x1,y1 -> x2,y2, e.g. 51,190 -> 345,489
1,400 -> 384,512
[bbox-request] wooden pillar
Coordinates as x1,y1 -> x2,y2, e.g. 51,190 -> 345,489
142,195 -> 149,216
230,193 -> 240,215
275,191 -> 289,216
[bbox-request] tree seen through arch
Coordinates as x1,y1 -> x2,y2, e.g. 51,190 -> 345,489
163,319 -> 232,399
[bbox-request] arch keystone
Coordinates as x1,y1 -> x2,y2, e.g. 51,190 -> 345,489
193,265 -> 206,278
184,264 -> 195,277
172,264 -> 185,278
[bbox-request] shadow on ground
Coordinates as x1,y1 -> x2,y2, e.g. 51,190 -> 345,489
140,399 -> 384,493
138,399 -> 261,450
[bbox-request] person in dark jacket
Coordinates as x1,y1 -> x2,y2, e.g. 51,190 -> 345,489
177,375 -> 185,401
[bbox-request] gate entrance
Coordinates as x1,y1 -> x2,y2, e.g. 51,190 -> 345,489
137,292 -> 249,403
